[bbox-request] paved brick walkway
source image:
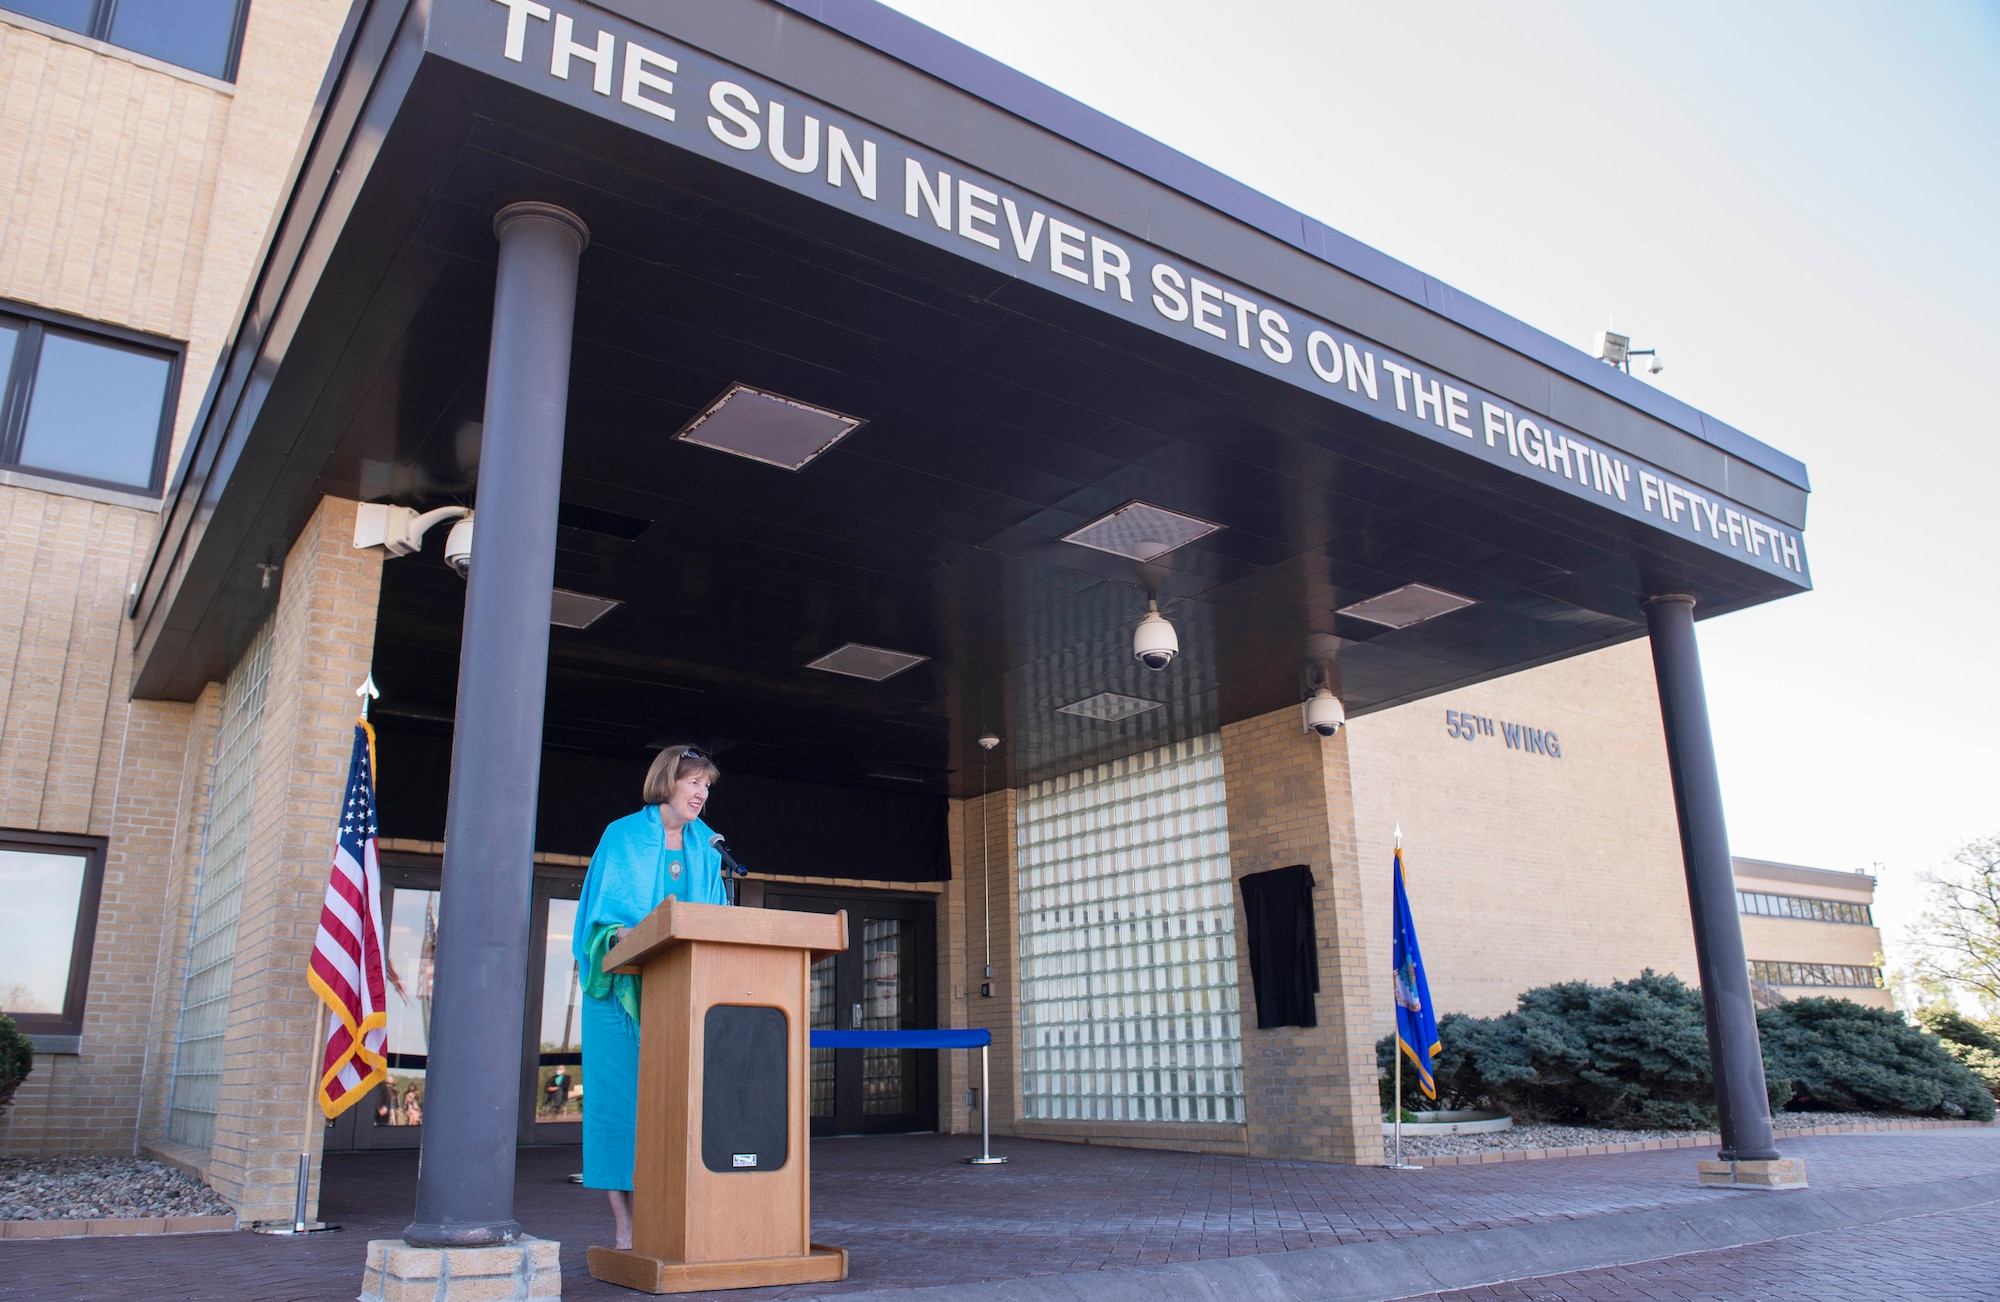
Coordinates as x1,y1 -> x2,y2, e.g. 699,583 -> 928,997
1407,1198 -> 2000,1301
0,1128 -> 1993,1300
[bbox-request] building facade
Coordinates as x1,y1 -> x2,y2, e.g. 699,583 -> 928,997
0,0 -> 1826,1227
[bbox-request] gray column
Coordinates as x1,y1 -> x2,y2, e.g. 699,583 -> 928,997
1643,593 -> 1779,1162
404,202 -> 588,1248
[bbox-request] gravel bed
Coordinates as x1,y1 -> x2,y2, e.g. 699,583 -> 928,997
1,1156 -> 234,1220
1382,1110 -> 1921,1159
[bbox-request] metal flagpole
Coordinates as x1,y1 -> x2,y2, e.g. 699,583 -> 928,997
256,999 -> 341,1233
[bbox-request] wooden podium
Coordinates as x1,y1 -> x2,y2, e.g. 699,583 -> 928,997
586,898 -> 850,1293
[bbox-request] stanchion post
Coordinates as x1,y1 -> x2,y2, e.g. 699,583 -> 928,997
964,1043 -> 1006,1165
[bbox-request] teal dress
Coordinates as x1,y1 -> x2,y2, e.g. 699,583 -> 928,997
573,807 -> 730,1191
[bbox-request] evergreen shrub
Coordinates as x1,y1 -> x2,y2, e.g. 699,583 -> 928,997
1759,998 -> 1995,1121
0,1014 -> 33,1117
1377,976 -> 1994,1127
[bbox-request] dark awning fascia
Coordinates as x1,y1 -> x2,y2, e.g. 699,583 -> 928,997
775,0 -> 1808,495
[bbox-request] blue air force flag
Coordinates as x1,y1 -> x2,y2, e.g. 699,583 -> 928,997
1391,847 -> 1443,1100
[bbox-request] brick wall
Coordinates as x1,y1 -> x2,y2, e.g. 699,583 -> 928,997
0,488 -> 192,1157
949,791 -> 1020,1137
201,496 -> 382,1224
1345,640 -> 1698,1034
1222,706 -> 1381,1165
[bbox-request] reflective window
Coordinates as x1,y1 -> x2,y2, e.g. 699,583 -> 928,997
1749,960 -> 1884,989
17,333 -> 173,488
0,836 -> 106,1037
1737,890 -> 1872,926
0,306 -> 178,493
5,1 -> 95,32
4,0 -> 250,80
1017,733 -> 1243,1124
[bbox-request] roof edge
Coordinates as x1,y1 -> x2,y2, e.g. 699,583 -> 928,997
777,0 -> 1809,494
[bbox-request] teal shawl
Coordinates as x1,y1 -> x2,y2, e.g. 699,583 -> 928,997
573,807 -> 730,1022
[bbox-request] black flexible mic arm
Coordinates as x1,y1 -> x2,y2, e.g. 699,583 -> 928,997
710,833 -> 747,905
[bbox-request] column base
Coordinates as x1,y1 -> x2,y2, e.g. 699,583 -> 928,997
1697,1157 -> 1808,1189
362,1236 -> 560,1300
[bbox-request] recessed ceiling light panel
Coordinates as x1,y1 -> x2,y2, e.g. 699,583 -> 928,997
1056,691 -> 1164,722
1062,501 -> 1221,562
1337,583 -> 1476,629
806,643 -> 928,682
549,588 -> 621,629
676,383 -> 863,470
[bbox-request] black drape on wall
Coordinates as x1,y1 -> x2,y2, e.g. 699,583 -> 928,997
372,720 -> 949,882
1239,863 -> 1320,1028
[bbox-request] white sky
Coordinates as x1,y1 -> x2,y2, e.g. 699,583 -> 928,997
880,0 -> 2000,970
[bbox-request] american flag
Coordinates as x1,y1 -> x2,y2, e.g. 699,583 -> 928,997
308,720 -> 390,1117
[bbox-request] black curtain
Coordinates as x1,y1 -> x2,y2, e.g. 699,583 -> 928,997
1239,863 -> 1319,1028
371,719 -> 948,882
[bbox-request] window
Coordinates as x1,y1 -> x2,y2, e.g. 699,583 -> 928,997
1737,890 -> 1873,926
1017,733 -> 1243,1125
0,832 -> 107,1040
4,0 -> 251,81
0,304 -> 179,494
1749,960 -> 1884,989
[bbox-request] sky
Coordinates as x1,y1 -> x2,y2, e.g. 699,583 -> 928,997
879,0 -> 2000,971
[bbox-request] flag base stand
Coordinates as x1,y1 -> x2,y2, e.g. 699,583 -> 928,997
251,1149 -> 342,1235
252,1221 -> 343,1235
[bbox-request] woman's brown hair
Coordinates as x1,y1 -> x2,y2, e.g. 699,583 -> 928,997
642,743 -> 721,805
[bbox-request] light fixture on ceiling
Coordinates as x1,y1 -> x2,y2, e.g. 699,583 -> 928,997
1337,583 -> 1476,629
805,642 -> 929,682
550,588 -> 621,629
1056,691 -> 1164,722
1062,500 -> 1221,562
676,383 -> 863,470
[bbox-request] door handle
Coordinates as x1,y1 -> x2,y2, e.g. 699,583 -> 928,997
850,1002 -> 862,1030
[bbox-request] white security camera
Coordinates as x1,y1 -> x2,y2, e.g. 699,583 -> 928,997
1304,687 -> 1345,737
1133,599 -> 1178,671
444,514 -> 475,578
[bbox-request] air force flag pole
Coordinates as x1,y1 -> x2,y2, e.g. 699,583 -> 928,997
1391,826 -> 1442,1171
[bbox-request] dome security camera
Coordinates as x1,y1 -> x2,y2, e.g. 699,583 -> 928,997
1304,686 -> 1345,737
1133,599 -> 1178,671
444,514 -> 475,578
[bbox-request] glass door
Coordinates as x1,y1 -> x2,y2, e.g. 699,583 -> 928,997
519,874 -> 584,1144
766,888 -> 936,1135
326,858 -> 439,1151
323,858 -> 585,1152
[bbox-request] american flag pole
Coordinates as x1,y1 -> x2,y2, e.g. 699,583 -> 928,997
260,676 -> 381,1233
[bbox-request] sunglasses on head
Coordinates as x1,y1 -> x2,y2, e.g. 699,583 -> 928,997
680,747 -> 708,760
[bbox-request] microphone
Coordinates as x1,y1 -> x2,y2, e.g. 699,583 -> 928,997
710,834 -> 747,877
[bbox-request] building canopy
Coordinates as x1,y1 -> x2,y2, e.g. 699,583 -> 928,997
132,0 -> 1811,805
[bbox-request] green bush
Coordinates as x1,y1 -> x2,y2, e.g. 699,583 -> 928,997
0,1013 -> 33,1117
1758,998 -> 1995,1121
1913,1005 -> 2000,1100
1376,977 -> 1994,1128
1377,971 -> 1723,1128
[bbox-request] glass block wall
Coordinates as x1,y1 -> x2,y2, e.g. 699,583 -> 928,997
1017,733 -> 1243,1123
166,615 -> 274,1151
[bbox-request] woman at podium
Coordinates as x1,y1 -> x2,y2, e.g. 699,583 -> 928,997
573,744 -> 730,1249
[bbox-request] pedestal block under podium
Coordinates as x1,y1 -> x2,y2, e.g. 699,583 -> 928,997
587,899 -> 849,1293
